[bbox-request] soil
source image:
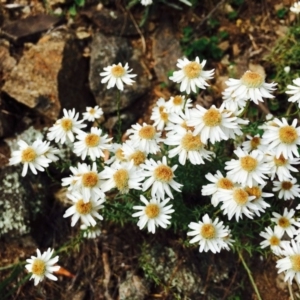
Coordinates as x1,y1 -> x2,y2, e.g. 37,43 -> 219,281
0,0 -> 296,299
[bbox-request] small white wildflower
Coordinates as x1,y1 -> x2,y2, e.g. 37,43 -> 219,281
82,106 -> 103,122
290,1 -> 300,14
272,178 -> 300,201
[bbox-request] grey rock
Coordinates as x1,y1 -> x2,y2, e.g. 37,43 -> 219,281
89,33 -> 151,115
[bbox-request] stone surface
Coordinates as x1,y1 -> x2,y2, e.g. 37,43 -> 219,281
89,33 -> 151,115
152,18 -> 183,83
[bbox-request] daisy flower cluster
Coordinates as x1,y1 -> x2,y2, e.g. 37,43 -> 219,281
9,53 -> 300,288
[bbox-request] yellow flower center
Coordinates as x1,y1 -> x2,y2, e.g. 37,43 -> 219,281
245,186 -> 262,201
139,125 -> 156,140
173,95 -> 184,106
203,108 -> 222,127
217,178 -> 234,190
281,181 -> 293,191
113,169 -> 129,192
154,164 -> 173,182
82,172 -> 98,188
85,133 -> 100,147
278,217 -> 290,228
115,148 -> 126,161
89,108 -> 95,115
250,137 -> 260,150
200,224 -> 216,239
145,203 -> 160,219
75,199 -> 93,214
291,255 -> 300,272
279,126 -> 298,144
274,154 -> 287,167
31,259 -> 46,276
61,118 -> 73,131
111,65 -> 125,78
269,236 -> 280,246
240,71 -> 264,88
183,61 -> 202,79
233,188 -> 249,205
21,147 -> 37,163
129,150 -> 146,166
240,156 -> 257,172
181,121 -> 194,131
181,132 -> 203,151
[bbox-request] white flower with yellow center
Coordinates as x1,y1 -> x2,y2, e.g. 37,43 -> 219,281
126,122 -> 163,154
224,70 -> 277,105
132,195 -> 174,234
100,62 -> 136,90
105,143 -> 128,167
165,109 -> 192,137
80,223 -> 101,239
169,57 -> 214,94
286,78 -> 300,105
222,88 -> 247,111
25,248 -> 60,286
9,139 -> 52,177
271,208 -> 300,238
73,127 -> 112,161
164,127 -> 214,165
82,105 -> 103,122
61,162 -> 105,203
225,148 -> 270,187
244,184 -> 272,217
265,151 -> 300,181
259,226 -> 288,256
100,161 -> 145,193
165,95 -> 193,114
63,191 -> 105,227
290,1 -> 300,14
201,171 -> 235,207
141,156 -> 182,199
121,141 -> 147,167
187,214 -> 230,253
262,118 -> 300,159
218,186 -> 258,221
276,240 -> 300,283
272,178 -> 300,201
241,134 -> 268,153
187,104 -> 239,144
47,108 -> 86,144
150,97 -> 170,131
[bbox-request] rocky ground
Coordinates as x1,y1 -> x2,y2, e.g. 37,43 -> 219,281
0,0 -> 297,299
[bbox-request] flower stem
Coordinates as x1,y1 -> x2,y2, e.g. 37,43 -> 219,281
116,89 -> 122,143
237,249 -> 262,300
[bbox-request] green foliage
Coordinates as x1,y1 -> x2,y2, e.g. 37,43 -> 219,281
276,8 -> 288,19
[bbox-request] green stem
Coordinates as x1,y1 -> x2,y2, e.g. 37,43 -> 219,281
237,100 -> 250,118
237,249 -> 262,300
116,90 -> 122,143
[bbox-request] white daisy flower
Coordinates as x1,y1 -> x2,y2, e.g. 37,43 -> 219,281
262,118 -> 300,159
224,70 -> 277,105
201,170 -> 235,207
164,127 -> 214,165
169,57 -> 214,94
244,184 -> 272,217
100,161 -> 145,193
276,240 -> 300,284
121,141 -> 147,167
100,62 -> 136,90
286,78 -> 300,105
241,134 -> 268,153
225,148 -> 270,187
9,139 -> 52,177
165,109 -> 192,136
271,208 -> 300,238
187,214 -> 230,253
47,108 -> 86,144
126,122 -> 163,154
259,226 -> 288,256
61,162 -> 105,203
222,88 -> 248,111
80,223 -> 101,239
165,95 -> 193,114
73,127 -> 112,161
187,104 -> 240,144
290,2 -> 300,14
63,191 -> 105,227
82,106 -> 103,122
132,195 -> 174,234
265,151 -> 300,181
105,143 -> 128,167
221,225 -> 235,251
272,178 -> 300,201
141,0 -> 152,6
25,248 -> 60,286
150,97 -> 170,131
218,186 -> 258,221
141,156 -> 182,200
